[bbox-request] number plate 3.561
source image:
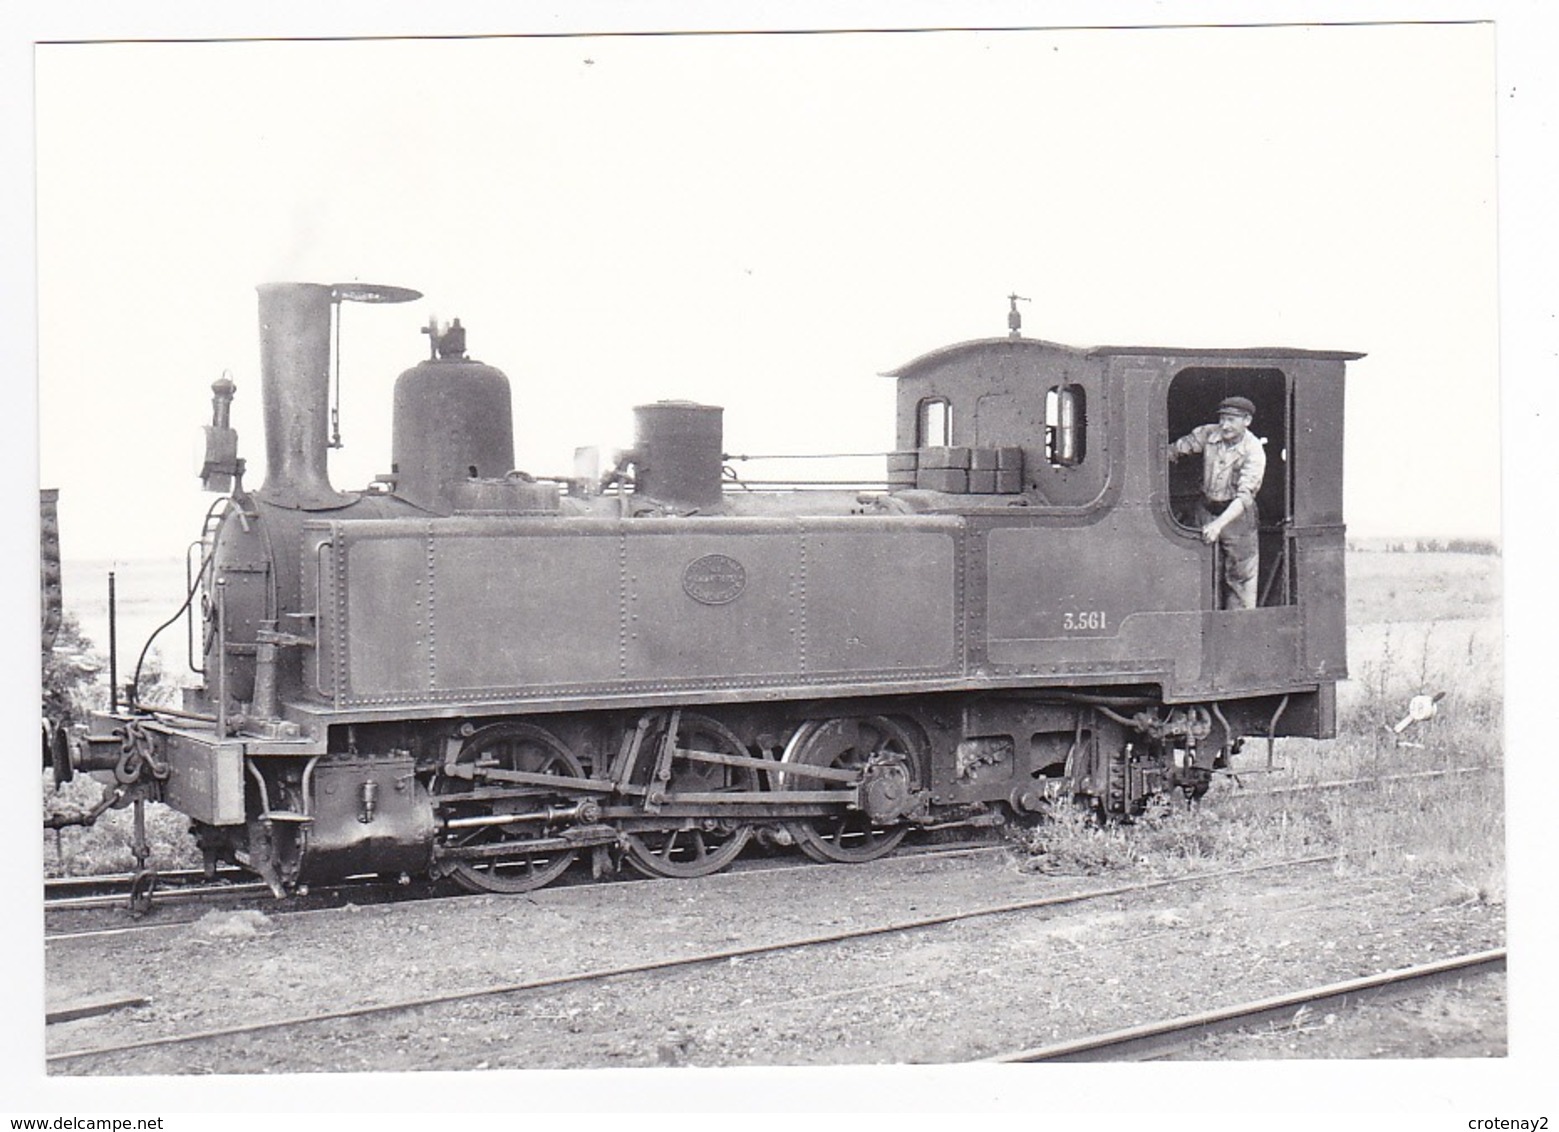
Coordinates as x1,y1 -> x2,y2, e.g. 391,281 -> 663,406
1059,609 -> 1110,634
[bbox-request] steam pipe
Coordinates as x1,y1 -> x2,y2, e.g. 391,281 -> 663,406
1265,693 -> 1291,770
216,576 -> 228,738
252,619 -> 280,720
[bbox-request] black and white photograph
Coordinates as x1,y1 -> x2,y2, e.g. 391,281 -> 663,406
5,0 -> 1554,1123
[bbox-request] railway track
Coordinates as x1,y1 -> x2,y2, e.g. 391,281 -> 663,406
44,868 -> 271,911
44,763 -> 1497,934
44,763 -> 1494,909
985,948 -> 1506,1062
1222,763 -> 1501,797
43,836 -> 1009,943
47,851 -> 1348,1068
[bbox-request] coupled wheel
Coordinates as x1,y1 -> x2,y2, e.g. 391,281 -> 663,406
625,714 -> 757,879
433,722 -> 584,895
780,715 -> 921,864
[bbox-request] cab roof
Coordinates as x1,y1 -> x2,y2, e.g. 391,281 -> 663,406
883,336 -> 1365,378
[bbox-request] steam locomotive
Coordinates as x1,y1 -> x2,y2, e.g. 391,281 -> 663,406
61,282 -> 1355,896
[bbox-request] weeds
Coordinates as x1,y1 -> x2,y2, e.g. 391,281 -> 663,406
42,607 -> 199,877
42,773 -> 203,877
1009,802 -> 1140,875
1008,791 -> 1343,881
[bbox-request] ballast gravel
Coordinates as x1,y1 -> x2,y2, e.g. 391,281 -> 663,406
46,840 -> 1504,1074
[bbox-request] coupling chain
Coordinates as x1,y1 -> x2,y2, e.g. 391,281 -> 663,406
115,720 -> 171,784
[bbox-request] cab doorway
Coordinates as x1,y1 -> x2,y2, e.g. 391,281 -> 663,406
1166,367 -> 1294,608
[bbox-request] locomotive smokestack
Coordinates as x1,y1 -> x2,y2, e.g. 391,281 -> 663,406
257,282 -> 351,509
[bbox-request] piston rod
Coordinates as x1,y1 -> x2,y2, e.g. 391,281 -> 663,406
442,800 -> 600,830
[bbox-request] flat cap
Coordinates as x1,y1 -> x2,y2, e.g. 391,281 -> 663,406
1217,395 -> 1256,417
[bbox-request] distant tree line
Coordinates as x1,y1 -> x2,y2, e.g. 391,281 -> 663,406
1347,537 -> 1500,555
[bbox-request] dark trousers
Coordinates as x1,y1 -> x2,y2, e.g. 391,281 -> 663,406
1195,497 -> 1259,609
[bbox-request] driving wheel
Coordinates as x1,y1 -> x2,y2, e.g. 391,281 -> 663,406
433,721 -> 584,894
625,713 -> 757,878
780,715 -> 921,864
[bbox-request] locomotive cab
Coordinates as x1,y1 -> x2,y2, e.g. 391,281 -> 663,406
888,333 -> 1355,736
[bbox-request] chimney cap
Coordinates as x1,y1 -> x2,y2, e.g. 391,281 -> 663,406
329,283 -> 423,305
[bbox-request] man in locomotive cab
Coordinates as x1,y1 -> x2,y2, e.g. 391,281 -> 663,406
1168,396 -> 1266,610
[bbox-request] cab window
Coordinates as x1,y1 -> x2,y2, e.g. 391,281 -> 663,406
1045,384 -> 1086,467
917,397 -> 951,447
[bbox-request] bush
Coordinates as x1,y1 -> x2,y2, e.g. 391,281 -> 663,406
42,613 -> 102,727
42,614 -> 192,875
43,770 -> 204,877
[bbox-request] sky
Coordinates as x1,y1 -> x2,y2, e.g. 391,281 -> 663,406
27,14 -> 1504,563
4,0 -> 1557,1121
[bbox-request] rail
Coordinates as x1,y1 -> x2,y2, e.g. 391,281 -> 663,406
46,852 -> 1351,1066
986,949 -> 1506,1062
